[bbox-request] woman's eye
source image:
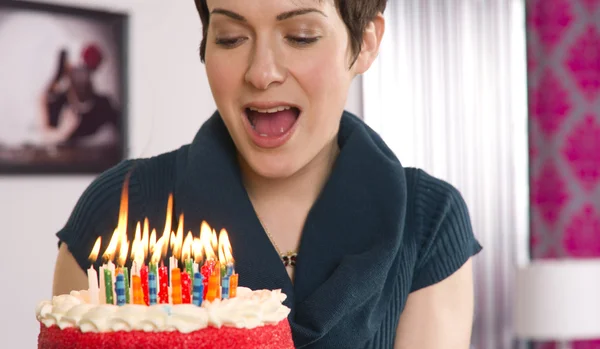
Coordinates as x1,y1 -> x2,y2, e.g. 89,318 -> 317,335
286,36 -> 320,46
215,37 -> 247,48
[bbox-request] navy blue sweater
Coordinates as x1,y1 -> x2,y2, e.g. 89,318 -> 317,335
57,111 -> 482,348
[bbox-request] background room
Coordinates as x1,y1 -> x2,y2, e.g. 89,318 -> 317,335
1,0 -> 599,348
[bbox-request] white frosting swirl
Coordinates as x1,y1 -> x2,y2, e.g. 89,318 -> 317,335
36,287 -> 290,333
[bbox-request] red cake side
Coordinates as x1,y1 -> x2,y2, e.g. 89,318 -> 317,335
38,319 -> 295,349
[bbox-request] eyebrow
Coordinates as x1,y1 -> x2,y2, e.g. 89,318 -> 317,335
210,8 -> 327,22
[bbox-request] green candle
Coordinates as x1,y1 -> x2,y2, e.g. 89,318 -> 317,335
123,268 -> 130,304
185,259 -> 194,293
150,263 -> 158,276
104,269 -> 114,305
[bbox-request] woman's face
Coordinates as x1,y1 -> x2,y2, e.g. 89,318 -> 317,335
204,0 -> 366,179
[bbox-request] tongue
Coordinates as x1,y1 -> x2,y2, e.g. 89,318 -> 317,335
249,109 -> 298,137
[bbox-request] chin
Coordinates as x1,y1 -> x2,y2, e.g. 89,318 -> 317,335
245,153 -> 302,180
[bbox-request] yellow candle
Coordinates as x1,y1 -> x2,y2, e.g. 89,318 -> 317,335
229,274 -> 238,299
171,268 -> 182,304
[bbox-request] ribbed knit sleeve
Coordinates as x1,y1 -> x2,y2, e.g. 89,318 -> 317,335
56,159 -> 140,272
410,169 -> 482,292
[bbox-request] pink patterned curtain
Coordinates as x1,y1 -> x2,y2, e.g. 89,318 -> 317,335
528,0 -> 600,348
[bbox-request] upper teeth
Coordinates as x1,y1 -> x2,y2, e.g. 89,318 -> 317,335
249,106 -> 292,113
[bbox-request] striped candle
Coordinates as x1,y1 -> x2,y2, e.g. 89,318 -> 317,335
193,272 -> 203,306
221,275 -> 230,299
103,268 -> 114,305
116,273 -> 126,306
148,272 -> 157,305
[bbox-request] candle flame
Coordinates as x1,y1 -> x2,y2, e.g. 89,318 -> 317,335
88,237 -> 101,263
200,221 -> 216,260
219,228 -> 234,264
150,236 -> 164,265
161,194 -> 173,260
102,174 -> 130,263
103,228 -> 120,263
141,219 -> 149,261
171,213 -> 184,260
149,229 -> 157,255
192,237 -> 204,264
211,229 -> 218,254
117,232 -> 129,267
182,231 -> 193,261
131,222 -> 142,261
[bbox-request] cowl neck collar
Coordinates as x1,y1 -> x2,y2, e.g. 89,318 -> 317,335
175,111 -> 407,348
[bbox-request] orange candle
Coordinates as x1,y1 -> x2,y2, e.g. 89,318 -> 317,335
206,269 -> 219,302
229,274 -> 238,299
171,268 -> 182,304
132,275 -> 144,305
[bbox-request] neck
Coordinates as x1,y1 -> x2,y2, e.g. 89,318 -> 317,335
240,139 -> 340,208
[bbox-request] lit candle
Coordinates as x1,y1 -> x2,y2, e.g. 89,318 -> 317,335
215,262 -> 222,300
169,256 -> 177,287
132,275 -> 143,305
106,260 -> 116,304
99,266 -> 106,304
140,265 -> 149,306
181,272 -> 191,304
104,268 -> 114,305
193,272 -> 203,306
201,259 -> 215,300
122,268 -> 130,304
185,259 -> 194,293
87,237 -> 101,305
221,275 -> 230,300
116,273 -> 126,306
171,268 -> 182,304
148,272 -> 157,305
158,265 -> 169,304
206,267 -> 219,302
229,273 -> 238,299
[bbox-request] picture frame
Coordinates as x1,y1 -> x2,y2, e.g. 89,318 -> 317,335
0,0 -> 128,174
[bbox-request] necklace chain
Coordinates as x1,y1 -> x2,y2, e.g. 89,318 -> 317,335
256,214 -> 298,268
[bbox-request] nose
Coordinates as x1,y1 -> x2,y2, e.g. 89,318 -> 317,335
244,39 -> 286,90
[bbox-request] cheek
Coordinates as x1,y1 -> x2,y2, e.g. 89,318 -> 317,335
205,50 -> 245,106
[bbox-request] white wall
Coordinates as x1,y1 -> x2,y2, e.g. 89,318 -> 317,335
0,0 -> 363,346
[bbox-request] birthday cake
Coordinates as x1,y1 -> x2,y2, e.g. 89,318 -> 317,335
36,287 -> 293,349
37,188 -> 295,348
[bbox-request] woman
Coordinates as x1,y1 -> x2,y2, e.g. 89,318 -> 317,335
53,0 -> 482,348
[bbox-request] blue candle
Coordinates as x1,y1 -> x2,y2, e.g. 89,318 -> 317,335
149,272 -> 157,305
226,263 -> 234,277
193,272 -> 204,306
221,276 -> 230,300
115,273 -> 126,306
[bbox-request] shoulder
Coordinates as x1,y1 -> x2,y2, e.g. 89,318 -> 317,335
403,168 -> 482,292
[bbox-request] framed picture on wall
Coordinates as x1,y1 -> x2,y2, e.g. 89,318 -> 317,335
0,0 -> 128,174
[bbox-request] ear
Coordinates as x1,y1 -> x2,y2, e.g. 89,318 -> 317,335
352,13 -> 385,75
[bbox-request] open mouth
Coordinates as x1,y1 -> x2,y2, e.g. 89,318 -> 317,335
245,106 -> 301,138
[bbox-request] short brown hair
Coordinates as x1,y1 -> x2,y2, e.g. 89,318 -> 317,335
193,0 -> 387,66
